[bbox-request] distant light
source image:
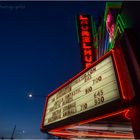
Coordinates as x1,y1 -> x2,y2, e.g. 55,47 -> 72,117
28,93 -> 33,98
22,130 -> 25,133
109,37 -> 112,43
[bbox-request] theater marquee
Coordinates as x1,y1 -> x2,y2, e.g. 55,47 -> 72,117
76,15 -> 97,69
41,48 -> 133,132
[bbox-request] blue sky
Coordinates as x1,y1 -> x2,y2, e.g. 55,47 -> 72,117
0,1 -> 105,138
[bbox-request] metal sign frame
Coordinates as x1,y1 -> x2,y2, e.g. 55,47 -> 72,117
41,47 -> 133,132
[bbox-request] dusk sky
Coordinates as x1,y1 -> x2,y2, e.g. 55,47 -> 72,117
0,1 -> 105,138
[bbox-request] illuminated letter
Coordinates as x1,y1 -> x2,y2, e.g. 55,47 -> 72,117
81,31 -> 90,37
80,20 -> 88,25
83,43 -> 91,49
82,36 -> 90,43
85,56 -> 92,62
84,49 -> 92,55
85,63 -> 92,68
79,15 -> 88,20
81,25 -> 88,30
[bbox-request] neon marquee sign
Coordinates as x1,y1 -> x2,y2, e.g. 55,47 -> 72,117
76,15 -> 96,69
41,47 -> 134,132
106,12 -> 115,42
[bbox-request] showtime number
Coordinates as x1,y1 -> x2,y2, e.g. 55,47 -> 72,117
94,90 -> 104,105
80,103 -> 87,111
85,86 -> 92,94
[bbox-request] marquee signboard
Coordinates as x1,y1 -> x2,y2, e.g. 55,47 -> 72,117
41,47 -> 133,132
45,56 -> 119,125
76,15 -> 97,69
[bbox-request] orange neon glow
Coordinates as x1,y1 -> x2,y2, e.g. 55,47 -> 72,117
79,15 -> 88,20
124,109 -> 131,120
84,56 -> 92,62
112,47 -> 134,101
112,50 -> 126,100
49,109 -> 128,132
82,36 -> 90,43
50,130 -> 134,139
84,49 -> 92,55
85,63 -> 92,68
81,25 -> 89,30
81,30 -> 90,36
78,110 -> 127,126
77,14 -> 95,68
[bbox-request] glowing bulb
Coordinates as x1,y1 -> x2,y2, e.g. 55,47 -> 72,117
28,94 -> 32,98
109,37 -> 112,43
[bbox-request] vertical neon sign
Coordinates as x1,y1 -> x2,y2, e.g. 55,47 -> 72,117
76,15 -> 96,69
